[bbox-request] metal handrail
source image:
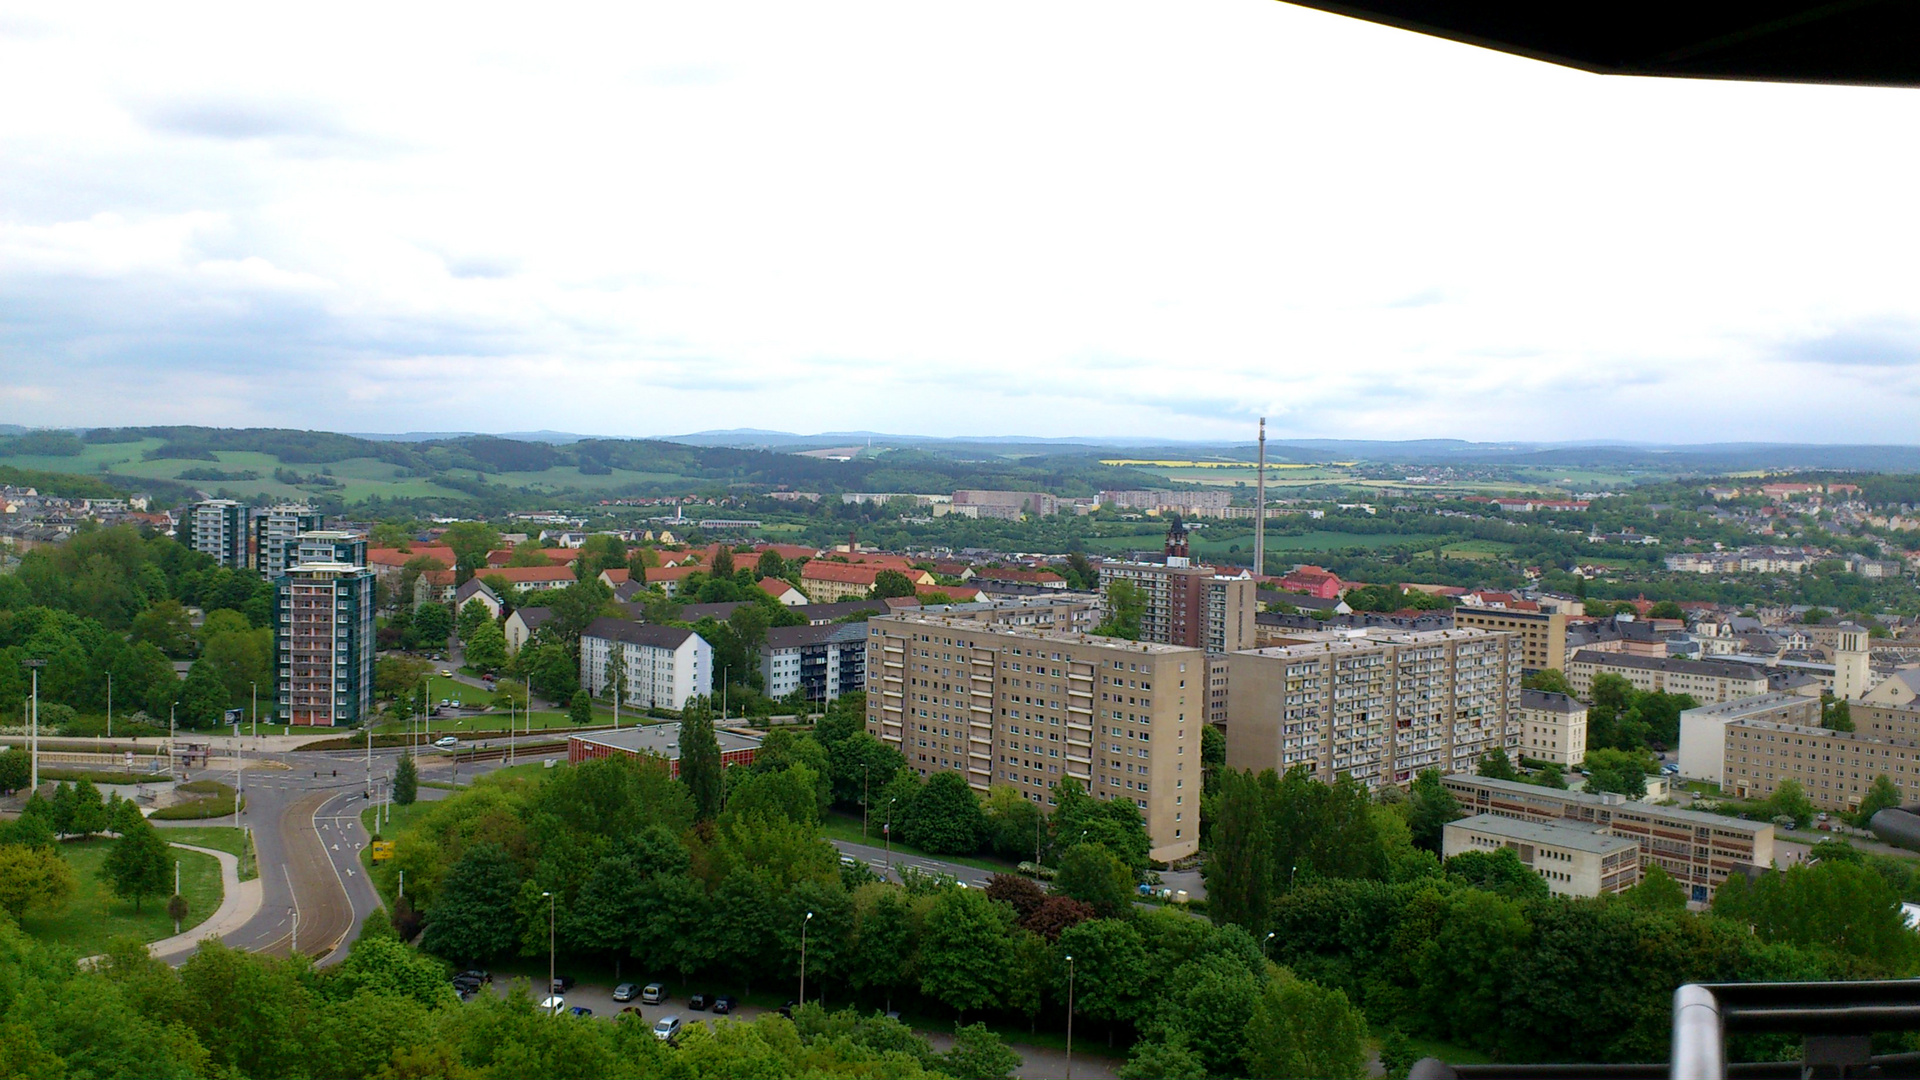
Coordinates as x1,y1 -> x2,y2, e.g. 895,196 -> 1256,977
1408,980 -> 1920,1080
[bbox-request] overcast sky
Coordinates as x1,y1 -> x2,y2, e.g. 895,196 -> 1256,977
4,2 -> 1919,444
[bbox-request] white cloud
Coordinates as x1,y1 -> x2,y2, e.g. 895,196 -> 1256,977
1,1 -> 1918,442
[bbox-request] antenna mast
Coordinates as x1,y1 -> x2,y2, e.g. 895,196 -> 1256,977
1254,418 -> 1267,579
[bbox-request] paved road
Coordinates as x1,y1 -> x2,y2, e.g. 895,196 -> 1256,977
828,838 -> 999,889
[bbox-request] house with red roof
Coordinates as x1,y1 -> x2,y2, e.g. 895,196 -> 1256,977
1276,565 -> 1346,599
972,567 -> 1067,589
471,564 -> 579,593
644,564 -> 702,596
759,578 -> 807,605
800,560 -> 935,602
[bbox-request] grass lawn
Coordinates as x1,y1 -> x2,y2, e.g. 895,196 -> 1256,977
20,839 -> 222,952
153,825 -> 258,881
1399,1034 -> 1494,1067
818,812 -> 1016,876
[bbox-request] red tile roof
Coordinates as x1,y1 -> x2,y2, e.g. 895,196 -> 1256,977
368,545 -> 455,568
474,564 -> 577,584
802,562 -> 884,585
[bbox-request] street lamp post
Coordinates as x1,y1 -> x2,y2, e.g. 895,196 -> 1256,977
799,910 -> 814,1007
1262,931 -> 1275,961
25,659 -> 45,792
1065,953 -> 1076,1080
884,798 -> 896,868
861,762 -> 869,841
543,890 -> 556,1014
250,682 -> 256,739
106,670 -> 111,740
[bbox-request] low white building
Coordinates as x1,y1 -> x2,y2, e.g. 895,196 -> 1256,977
1443,813 -> 1642,898
580,618 -> 712,712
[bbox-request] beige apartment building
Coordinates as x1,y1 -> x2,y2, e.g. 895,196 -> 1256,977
1225,626 -> 1522,790
1721,718 -> 1917,813
1442,773 -> 1774,903
1451,606 -> 1567,673
1443,813 -> 1642,897
1567,650 -> 1769,704
1676,692 -> 1822,785
1857,703 -> 1920,740
1517,688 -> 1589,766
864,614 -> 1204,862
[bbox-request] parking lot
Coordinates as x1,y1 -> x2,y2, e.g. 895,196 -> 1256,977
467,974 -> 775,1032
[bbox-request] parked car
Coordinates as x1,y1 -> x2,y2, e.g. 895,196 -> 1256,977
653,1016 -> 682,1042
778,999 -> 798,1019
435,736 -> 459,748
459,969 -> 492,984
539,995 -> 565,1014
687,993 -> 710,1011
620,1006 -> 644,1018
551,976 -> 576,994
570,1006 -> 594,1018
439,669 -> 452,676
712,995 -> 738,1015
641,983 -> 666,1005
612,983 -> 639,1002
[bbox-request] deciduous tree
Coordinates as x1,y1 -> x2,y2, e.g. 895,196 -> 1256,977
104,815 -> 173,912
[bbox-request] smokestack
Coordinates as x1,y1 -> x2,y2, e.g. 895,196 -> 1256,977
1254,417 -> 1266,580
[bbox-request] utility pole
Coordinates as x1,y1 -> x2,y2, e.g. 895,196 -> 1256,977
106,670 -> 112,740
25,659 -> 44,792
1254,416 -> 1267,580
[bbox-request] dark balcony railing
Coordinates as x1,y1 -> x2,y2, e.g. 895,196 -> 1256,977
1411,980 -> 1920,1080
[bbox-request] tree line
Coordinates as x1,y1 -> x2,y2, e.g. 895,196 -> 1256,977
0,525 -> 275,729
1202,763 -> 1917,1065
378,698 -> 1371,1078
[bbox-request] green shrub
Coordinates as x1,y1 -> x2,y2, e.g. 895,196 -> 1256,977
176,780 -> 233,796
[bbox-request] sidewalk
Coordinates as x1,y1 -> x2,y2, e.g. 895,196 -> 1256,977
146,842 -> 262,963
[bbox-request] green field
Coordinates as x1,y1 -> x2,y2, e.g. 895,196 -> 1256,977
19,839 -> 222,953
1,441 -> 479,503
153,825 -> 258,881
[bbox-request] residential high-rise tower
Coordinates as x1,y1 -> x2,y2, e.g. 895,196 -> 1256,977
273,560 -> 376,726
